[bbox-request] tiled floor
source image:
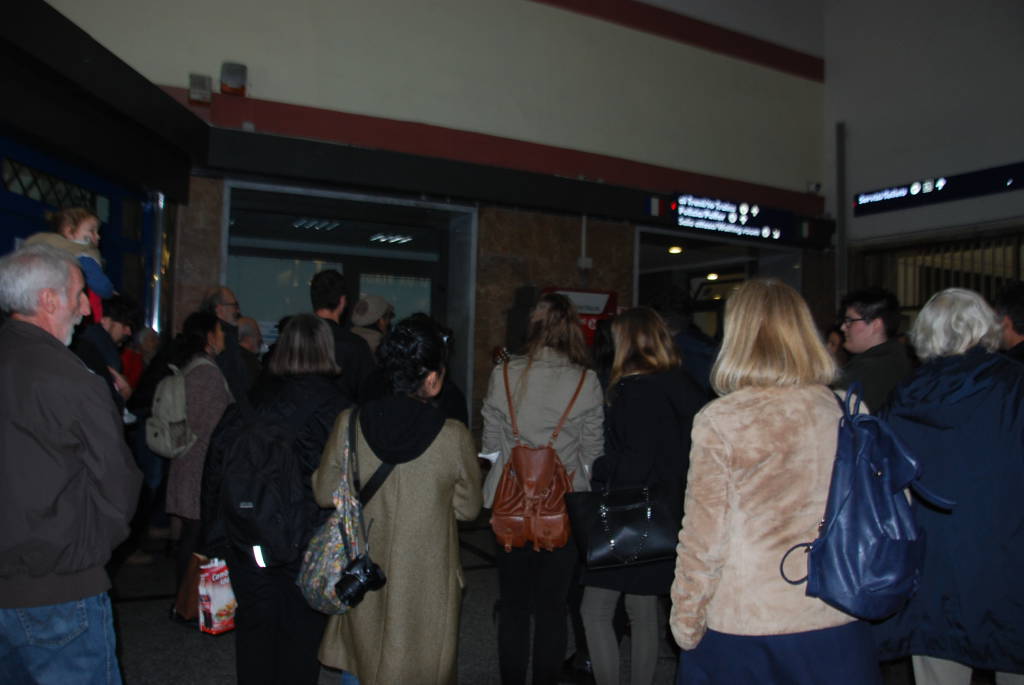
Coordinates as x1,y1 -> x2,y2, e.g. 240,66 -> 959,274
111,519 -> 986,685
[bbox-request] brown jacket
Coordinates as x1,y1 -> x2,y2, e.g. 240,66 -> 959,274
165,357 -> 232,520
481,348 -> 604,507
0,320 -> 141,607
314,409 -> 482,685
670,385 -> 855,650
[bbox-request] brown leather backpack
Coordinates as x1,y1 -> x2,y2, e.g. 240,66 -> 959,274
490,363 -> 587,552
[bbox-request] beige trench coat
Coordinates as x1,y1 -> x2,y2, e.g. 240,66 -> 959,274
480,348 -> 604,507
313,409 -> 482,685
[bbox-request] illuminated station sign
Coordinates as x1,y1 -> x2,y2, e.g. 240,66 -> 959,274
667,193 -> 827,246
676,194 -> 784,240
853,160 -> 1022,216
644,193 -> 831,247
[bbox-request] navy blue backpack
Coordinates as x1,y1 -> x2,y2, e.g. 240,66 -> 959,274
780,385 -> 954,620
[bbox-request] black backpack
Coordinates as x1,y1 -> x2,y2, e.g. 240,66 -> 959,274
211,401 -> 320,568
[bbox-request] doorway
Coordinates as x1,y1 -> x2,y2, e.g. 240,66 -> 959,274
222,181 -> 478,409
635,227 -> 803,340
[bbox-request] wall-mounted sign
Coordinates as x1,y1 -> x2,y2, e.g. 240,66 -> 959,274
668,193 -> 828,247
853,161 -> 1022,216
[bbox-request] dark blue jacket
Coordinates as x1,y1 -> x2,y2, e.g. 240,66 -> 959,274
876,347 -> 1024,673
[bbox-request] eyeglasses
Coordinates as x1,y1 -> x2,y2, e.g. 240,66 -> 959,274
219,301 -> 240,309
841,316 -> 867,326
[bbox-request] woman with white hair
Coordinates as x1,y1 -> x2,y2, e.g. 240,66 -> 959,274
876,288 -> 1024,684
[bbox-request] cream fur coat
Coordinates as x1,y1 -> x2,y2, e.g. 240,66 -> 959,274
670,385 -> 856,650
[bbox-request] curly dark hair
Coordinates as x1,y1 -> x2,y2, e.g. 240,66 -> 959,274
377,316 -> 447,396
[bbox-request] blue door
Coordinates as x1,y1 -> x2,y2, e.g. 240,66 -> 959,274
0,134 -> 156,318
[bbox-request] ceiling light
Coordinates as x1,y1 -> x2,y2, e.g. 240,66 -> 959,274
707,273 -> 719,281
668,245 -> 683,255
370,233 -> 413,245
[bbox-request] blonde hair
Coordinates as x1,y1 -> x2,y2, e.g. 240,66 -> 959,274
608,307 -> 679,401
911,288 -> 1001,361
711,279 -> 837,395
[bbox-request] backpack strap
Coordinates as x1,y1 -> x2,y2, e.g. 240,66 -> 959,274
347,406 -> 396,506
502,362 -> 522,445
503,362 -> 588,448
547,369 -> 588,448
837,384 -> 955,510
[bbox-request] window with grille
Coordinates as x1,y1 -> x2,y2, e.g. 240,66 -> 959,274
1,157 -> 107,217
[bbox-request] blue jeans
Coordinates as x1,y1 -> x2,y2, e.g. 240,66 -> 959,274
0,593 -> 122,685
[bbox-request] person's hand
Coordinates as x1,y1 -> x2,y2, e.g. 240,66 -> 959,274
109,366 -> 133,400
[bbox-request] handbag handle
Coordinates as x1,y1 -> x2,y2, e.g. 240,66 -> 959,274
598,486 -> 656,565
503,362 -> 587,448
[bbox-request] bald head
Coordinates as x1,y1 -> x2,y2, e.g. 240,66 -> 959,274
238,316 -> 263,354
201,286 -> 241,325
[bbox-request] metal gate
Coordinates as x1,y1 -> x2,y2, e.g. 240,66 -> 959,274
857,232 -> 1023,309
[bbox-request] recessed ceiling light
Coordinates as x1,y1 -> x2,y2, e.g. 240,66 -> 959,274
668,245 -> 683,254
707,273 -> 719,281
293,217 -> 339,231
370,233 -> 413,245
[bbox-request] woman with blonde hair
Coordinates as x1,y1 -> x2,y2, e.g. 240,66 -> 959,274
481,292 -> 604,685
579,307 -> 705,685
670,279 -> 882,684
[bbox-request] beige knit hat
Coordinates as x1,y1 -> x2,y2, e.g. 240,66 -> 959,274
352,294 -> 393,326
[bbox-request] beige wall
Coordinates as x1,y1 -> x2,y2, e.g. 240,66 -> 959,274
48,0 -> 823,194
473,207 -> 633,423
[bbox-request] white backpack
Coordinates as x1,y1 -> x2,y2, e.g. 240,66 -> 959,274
145,356 -> 219,458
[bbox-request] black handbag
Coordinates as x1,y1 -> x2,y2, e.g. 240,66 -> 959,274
566,475 -> 682,570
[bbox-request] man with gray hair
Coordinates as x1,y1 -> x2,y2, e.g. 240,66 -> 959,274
0,245 -> 141,684
201,285 -> 253,404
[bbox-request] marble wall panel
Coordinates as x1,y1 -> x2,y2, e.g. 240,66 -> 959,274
171,176 -> 224,334
472,207 -> 634,425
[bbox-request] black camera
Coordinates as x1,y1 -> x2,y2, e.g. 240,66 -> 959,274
334,555 -> 386,608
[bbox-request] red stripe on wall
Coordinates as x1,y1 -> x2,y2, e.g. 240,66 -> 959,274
165,87 -> 823,216
531,0 -> 824,82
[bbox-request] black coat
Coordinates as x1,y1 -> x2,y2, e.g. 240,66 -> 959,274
583,367 -> 706,595
321,317 -> 374,403
876,348 -> 1024,672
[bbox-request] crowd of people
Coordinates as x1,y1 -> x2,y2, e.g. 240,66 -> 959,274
0,208 -> 1022,685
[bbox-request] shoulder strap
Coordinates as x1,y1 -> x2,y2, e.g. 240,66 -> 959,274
182,355 -> 215,375
502,362 -> 522,444
504,364 -> 589,447
359,463 -> 396,506
347,406 -> 396,506
548,369 -> 588,447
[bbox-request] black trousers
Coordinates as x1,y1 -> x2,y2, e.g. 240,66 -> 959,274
226,550 -> 326,685
496,538 -> 578,685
